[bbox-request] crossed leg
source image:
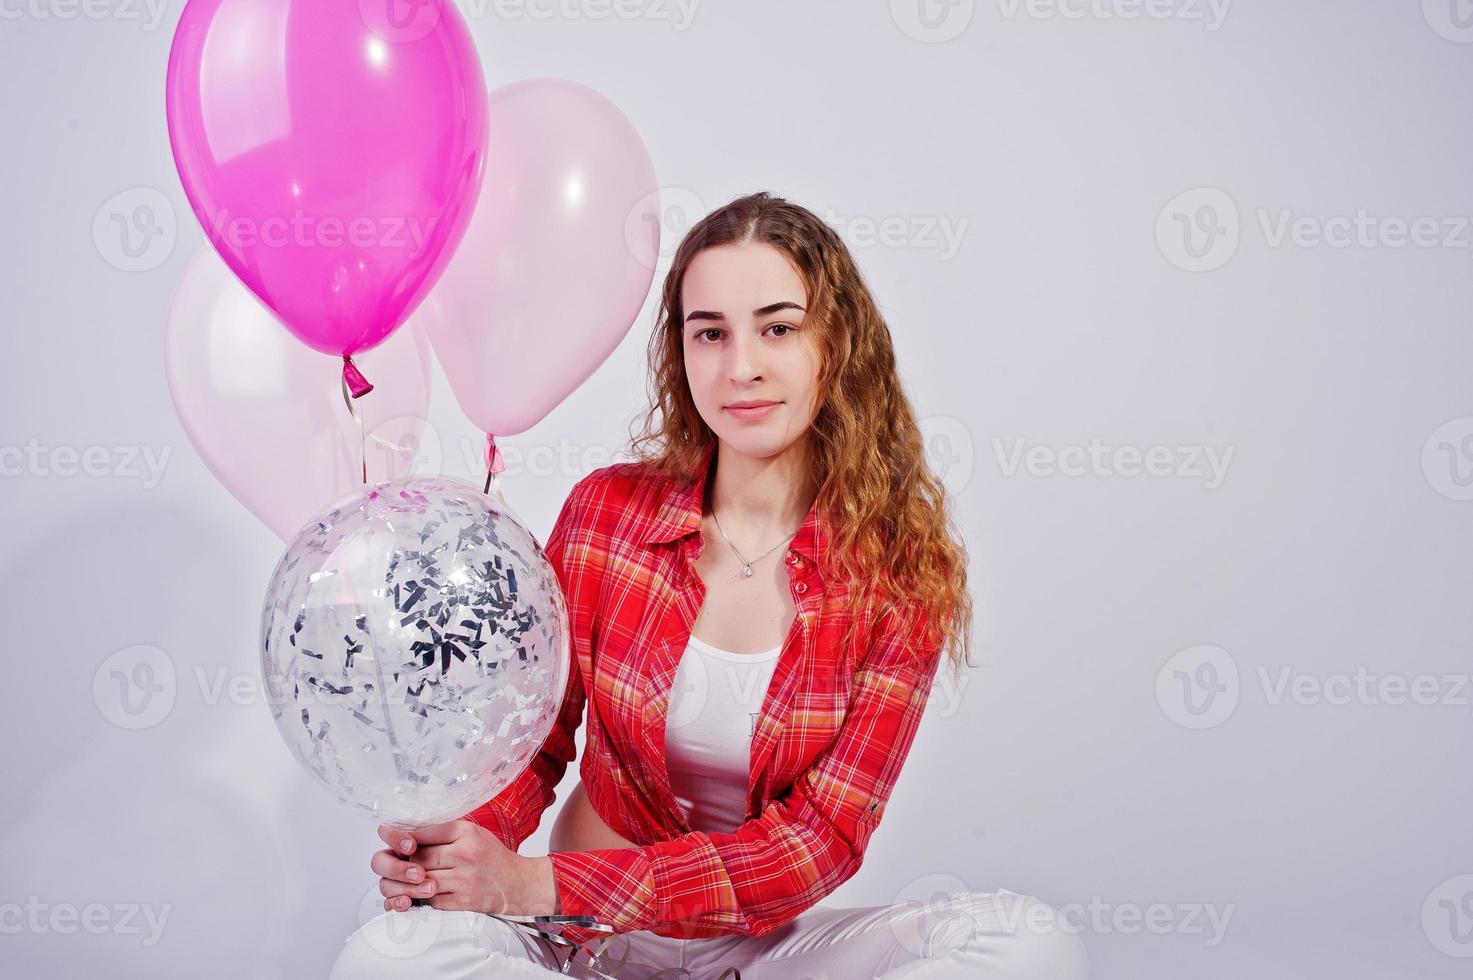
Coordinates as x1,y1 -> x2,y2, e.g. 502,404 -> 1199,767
331,890 -> 1088,980
683,889 -> 1089,979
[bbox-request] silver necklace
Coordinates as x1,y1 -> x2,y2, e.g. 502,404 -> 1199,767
710,510 -> 798,578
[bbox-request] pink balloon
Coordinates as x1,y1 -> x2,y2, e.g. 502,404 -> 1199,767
165,0 -> 489,394
421,78 -> 660,435
166,247 -> 434,541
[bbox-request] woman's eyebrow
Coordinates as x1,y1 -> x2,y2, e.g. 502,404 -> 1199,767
684,301 -> 806,324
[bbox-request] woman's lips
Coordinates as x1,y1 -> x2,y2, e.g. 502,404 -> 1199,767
724,402 -> 781,422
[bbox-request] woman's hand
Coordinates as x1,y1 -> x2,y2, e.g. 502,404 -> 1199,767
371,819 -> 558,916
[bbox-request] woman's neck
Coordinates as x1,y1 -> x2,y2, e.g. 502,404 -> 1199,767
706,439 -> 817,544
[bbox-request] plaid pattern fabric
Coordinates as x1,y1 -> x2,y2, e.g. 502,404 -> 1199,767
465,445 -> 944,941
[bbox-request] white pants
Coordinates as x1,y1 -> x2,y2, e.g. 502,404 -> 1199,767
330,889 -> 1089,979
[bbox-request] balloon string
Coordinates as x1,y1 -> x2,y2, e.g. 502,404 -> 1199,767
343,367 -> 403,780
340,375 -> 368,485
338,369 -> 429,483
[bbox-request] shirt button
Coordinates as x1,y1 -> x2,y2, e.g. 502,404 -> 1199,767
794,582 -> 807,594
786,552 -> 800,565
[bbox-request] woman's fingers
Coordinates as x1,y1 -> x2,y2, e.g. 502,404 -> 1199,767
408,819 -> 462,846
370,848 -> 427,884
377,825 -> 418,856
380,873 -> 438,900
380,871 -> 439,912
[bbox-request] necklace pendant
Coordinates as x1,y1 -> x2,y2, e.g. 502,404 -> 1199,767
741,564 -> 753,578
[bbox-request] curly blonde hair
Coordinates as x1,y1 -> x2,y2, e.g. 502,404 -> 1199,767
626,191 -> 974,679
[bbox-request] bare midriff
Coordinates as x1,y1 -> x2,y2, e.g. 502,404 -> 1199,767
549,781 -> 637,853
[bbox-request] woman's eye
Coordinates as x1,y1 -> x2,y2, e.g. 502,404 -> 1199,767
693,324 -> 793,343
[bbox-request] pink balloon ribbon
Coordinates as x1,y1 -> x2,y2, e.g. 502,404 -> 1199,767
484,433 -> 507,476
342,355 -> 374,399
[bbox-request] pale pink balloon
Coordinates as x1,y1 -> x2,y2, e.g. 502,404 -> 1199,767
165,0 -> 489,395
422,78 -> 661,436
165,247 -> 434,540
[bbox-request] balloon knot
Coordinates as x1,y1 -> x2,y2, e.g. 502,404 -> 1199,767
342,355 -> 374,398
484,433 -> 506,476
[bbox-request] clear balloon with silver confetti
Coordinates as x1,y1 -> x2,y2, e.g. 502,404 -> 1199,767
259,476 -> 570,828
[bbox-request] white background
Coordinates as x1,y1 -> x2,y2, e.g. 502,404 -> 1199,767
2,1 -> 1472,977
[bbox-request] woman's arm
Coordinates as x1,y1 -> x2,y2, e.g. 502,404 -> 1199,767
547,599 -> 944,941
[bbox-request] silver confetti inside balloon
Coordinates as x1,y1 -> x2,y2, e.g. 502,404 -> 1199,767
259,477 -> 570,828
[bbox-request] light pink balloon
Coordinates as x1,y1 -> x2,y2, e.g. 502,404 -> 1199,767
422,78 -> 661,436
165,247 -> 434,540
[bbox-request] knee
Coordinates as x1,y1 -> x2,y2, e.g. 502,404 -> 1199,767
332,908 -> 453,980
330,908 -> 521,980
930,890 -> 1090,980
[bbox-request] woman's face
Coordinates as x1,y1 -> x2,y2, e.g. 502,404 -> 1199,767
680,242 -> 822,462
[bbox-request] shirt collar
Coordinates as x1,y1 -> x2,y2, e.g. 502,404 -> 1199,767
641,443 -> 829,569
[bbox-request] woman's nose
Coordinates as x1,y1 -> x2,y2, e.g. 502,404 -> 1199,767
726,333 -> 761,383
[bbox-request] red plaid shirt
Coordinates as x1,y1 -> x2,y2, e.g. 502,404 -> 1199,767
466,446 -> 944,941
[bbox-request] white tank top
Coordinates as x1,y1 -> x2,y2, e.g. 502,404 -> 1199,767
663,634 -> 782,834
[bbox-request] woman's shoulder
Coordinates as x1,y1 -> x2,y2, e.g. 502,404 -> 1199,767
563,459 -> 679,528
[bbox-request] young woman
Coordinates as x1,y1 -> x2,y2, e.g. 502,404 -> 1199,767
332,193 -> 1088,978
